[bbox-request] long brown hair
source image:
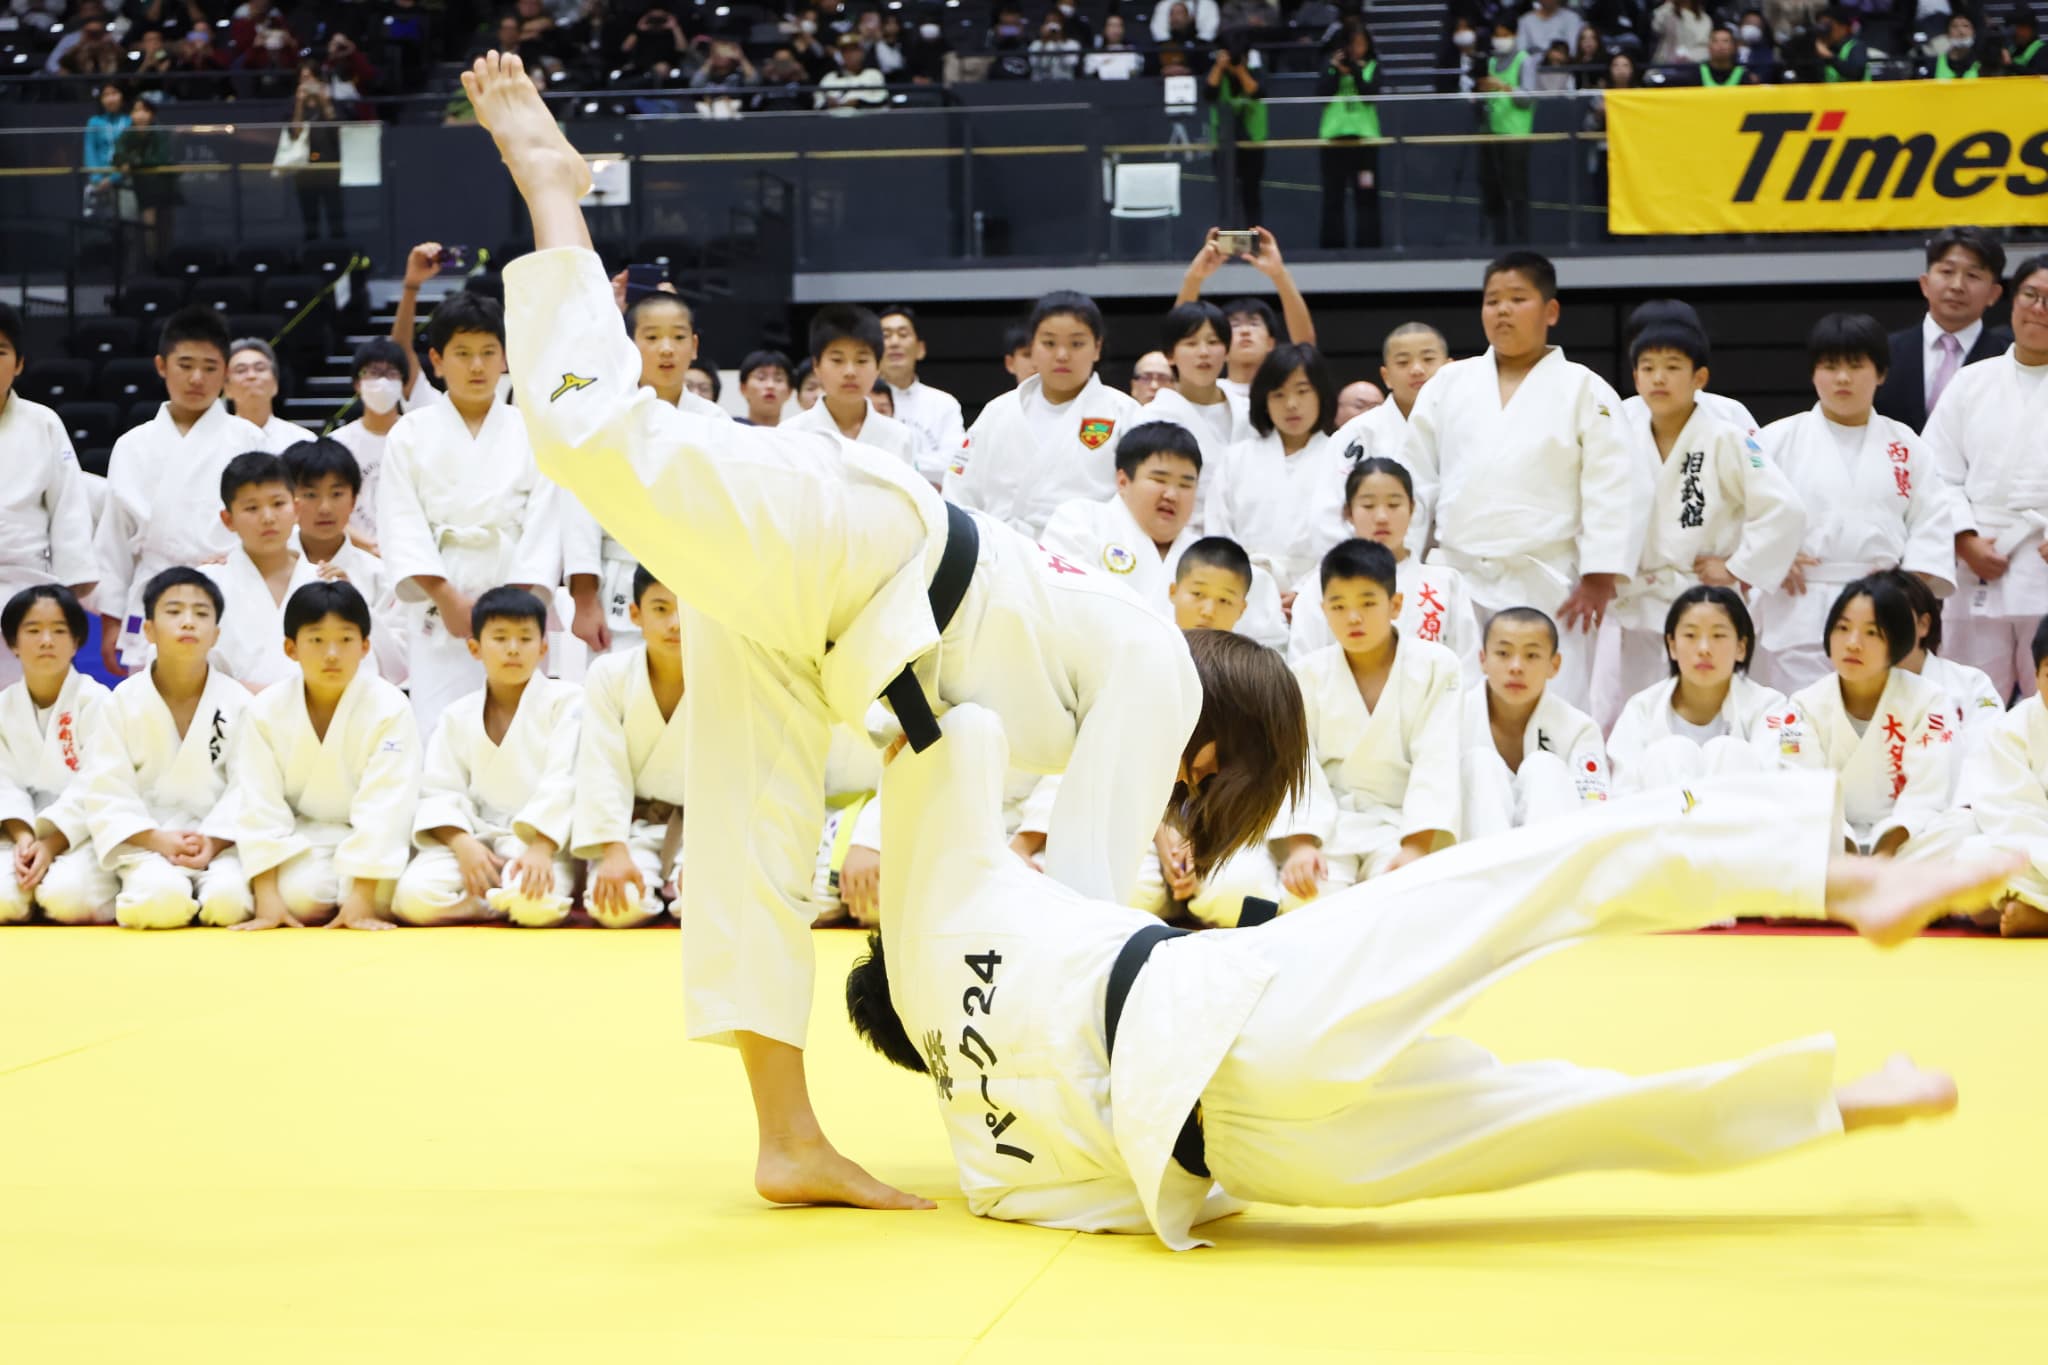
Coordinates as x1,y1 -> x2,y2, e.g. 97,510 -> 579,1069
1175,629 -> 1308,878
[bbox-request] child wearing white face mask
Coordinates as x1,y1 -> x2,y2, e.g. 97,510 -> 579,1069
330,338 -> 410,550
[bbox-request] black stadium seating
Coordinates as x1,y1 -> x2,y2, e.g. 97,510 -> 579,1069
57,401 -> 118,450
116,277 -> 188,324
190,279 -> 256,315
17,358 -> 91,407
96,357 -> 161,407
67,317 -> 142,362
161,243 -> 226,279
233,245 -> 296,277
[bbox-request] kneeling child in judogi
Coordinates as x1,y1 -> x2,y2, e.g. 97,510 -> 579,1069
1607,585 -> 1788,795
1948,615 -> 2048,936
1882,568 -> 2004,799
1460,606 -> 1610,839
395,586 -> 580,926
80,568 -> 251,928
0,586 -> 112,923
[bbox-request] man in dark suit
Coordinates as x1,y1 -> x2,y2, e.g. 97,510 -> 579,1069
1874,227 -> 2012,432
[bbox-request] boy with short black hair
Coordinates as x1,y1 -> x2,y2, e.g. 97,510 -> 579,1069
80,567 -> 253,928
230,580 -> 420,930
1170,536 -> 1254,633
738,350 -> 793,427
0,585 -> 114,924
0,301 -> 97,692
784,304 -> 916,463
329,336 -> 410,547
394,585 -> 580,926
1001,322 -> 1035,385
877,305 -> 965,484
93,304 -> 266,673
1461,605 -> 1609,839
202,451 -> 324,690
573,565 -> 687,928
1041,420 -> 1204,616
281,437 -> 407,685
948,289 -> 1143,537
1328,321 -> 1450,513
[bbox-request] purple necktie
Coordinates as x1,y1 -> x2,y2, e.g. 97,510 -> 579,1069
1928,331 -> 1962,415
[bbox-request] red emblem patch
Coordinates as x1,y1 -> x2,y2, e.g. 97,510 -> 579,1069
1077,418 -> 1115,451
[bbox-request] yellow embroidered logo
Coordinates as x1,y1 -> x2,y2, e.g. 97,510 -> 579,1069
551,373 -> 596,402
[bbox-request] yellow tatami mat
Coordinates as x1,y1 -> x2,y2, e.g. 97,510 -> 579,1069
2,926 -> 2043,1364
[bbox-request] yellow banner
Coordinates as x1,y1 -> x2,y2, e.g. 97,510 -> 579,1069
1606,79 -> 2048,235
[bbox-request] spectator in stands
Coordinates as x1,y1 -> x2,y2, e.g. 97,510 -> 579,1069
1536,39 -> 1578,87
166,24 -> 230,101
621,5 -> 689,72
903,16 -> 950,83
1921,13 -> 1983,78
1690,24 -> 1759,82
986,1 -> 1035,79
230,0 -> 301,97
1518,0 -> 1582,55
1087,14 -> 1146,78
1812,6 -> 1873,80
2012,10 -> 2047,74
1435,15 -> 1483,92
1055,0 -> 1095,46
786,7 -> 840,81
1207,27 -> 1267,227
43,2 -> 112,77
1477,17 -> 1536,245
288,60 -> 345,242
81,82 -> 129,206
1580,0 -> 1652,50
1735,9 -> 1783,79
112,95 -> 176,262
1154,0 -> 1221,43
872,12 -> 909,79
317,31 -> 380,119
1316,21 -> 1382,250
1571,23 -> 1607,83
753,48 -> 814,108
58,14 -> 124,80
1029,10 -> 1083,78
128,29 -> 174,98
692,38 -> 759,91
818,31 -> 886,107
1651,0 -> 1713,64
471,14 -> 525,63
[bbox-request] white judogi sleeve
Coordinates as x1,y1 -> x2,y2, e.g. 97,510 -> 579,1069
199,548 -> 322,690
0,395 -> 97,600
1773,669 -> 1951,846
1329,402 -> 1430,556
0,671 -> 109,846
888,378 -> 967,485
570,650 -> 637,857
1293,638 -> 1464,861
512,682 -> 581,852
1955,696 -> 2048,887
946,375 -> 1141,538
80,668 -> 246,859
1607,673 -> 1790,794
1204,431 -> 1351,589
783,400 -> 920,468
1038,494 -> 1191,619
412,700 -> 482,841
1925,350 -> 2048,620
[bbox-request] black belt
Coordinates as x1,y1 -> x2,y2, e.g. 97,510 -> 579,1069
881,501 -> 979,754
1103,923 -> 1211,1178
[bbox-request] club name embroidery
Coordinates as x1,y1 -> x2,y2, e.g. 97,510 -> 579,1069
958,950 -> 1034,1163
56,711 -> 78,771
1415,582 -> 1446,643
1679,450 -> 1706,530
1882,713 -> 1908,799
1886,440 -> 1912,498
208,709 -> 227,764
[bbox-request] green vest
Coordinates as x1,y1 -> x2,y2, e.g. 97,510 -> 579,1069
1822,37 -> 1872,81
1935,52 -> 1978,79
2019,39 -> 2044,69
1318,60 -> 1380,140
1208,73 -> 1269,145
1484,52 -> 1533,136
1699,62 -> 1747,86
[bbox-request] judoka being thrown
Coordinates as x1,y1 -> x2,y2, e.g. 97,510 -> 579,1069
849,704 -> 2014,1249
463,54 -> 1306,1211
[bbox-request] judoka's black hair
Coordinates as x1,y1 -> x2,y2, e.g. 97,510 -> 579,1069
1002,322 -> 1032,358
1822,576 -> 1915,668
220,451 -> 290,510
283,580 -> 372,640
2,584 -> 87,648
2011,253 -> 2048,296
1175,629 -> 1308,879
1175,536 -> 1252,592
1484,606 -> 1560,654
1028,289 -> 1105,344
1630,322 -> 1710,371
688,359 -> 721,401
1248,343 -> 1337,438
1662,585 -> 1754,675
625,291 -> 694,336
2032,615 -> 2048,671
738,349 -> 793,386
1344,456 -> 1415,507
1483,250 -> 1558,302
877,303 -> 920,336
145,567 -> 223,622
1320,538 -> 1398,596
808,303 -> 885,365
281,437 -> 363,495
631,563 -> 669,605
1624,299 -> 1706,349
846,932 -> 927,1074
1160,301 -> 1229,359
1879,568 -> 1944,655
157,304 -> 231,362
348,337 -> 409,383
1221,296 -> 1280,341
425,291 -> 506,353
1114,420 -> 1203,478
0,301 -> 23,361
470,585 -> 547,640
1806,313 -> 1889,378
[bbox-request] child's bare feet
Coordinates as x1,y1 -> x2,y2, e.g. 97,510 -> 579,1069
1823,851 -> 2022,947
1836,1054 -> 1959,1131
2000,897 -> 2048,938
461,51 -> 591,199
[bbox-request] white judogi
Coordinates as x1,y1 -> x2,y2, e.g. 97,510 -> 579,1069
1143,386 -> 1251,503
1040,493 -> 1196,618
1951,694 -> 2048,909
1460,686 -> 1610,840
1602,406 -> 1806,725
882,704 -> 1848,1250
572,645 -> 688,927
1913,652 -> 2006,799
1328,401 -> 1429,559
1402,349 -> 1636,711
883,378 -> 964,484
946,373 -> 1143,538
1620,389 -> 1758,436
395,676 -> 581,927
1286,555 -> 1482,684
296,532 -> 408,687
377,399 -> 564,736
1606,672 -> 1788,795
1206,430 -> 1351,590
1773,669 -> 1953,854
783,399 -> 919,467
229,670 -> 420,917
0,671 -> 114,923
1285,636 -> 1463,890
329,417 -> 390,544
199,546 -> 322,689
1752,407 -> 1956,693
0,394 -> 95,690
247,413 -> 315,454
1924,349 -> 2048,700
78,665 -> 250,928
505,245 -> 1199,1050
93,403 -> 266,666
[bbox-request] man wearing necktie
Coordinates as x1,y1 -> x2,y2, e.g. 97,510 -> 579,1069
1875,227 -> 2013,432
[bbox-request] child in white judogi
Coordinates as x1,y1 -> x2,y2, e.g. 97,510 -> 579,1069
849,702 -> 1993,1250
1753,314 -> 1956,695
1326,322 -> 1449,559
229,581 -> 421,930
1615,299 -> 1759,436
0,586 -> 113,923
1206,343 -> 1351,604
1608,585 -> 1789,795
394,587 -> 579,927
1277,540 -> 1462,908
200,453 -> 325,690
329,338 -> 412,549
377,291 -> 563,735
1401,254 -> 1636,712
92,306 -> 265,673
878,306 -> 964,487
1287,458 -> 1480,681
781,305 -> 918,466
1041,421 -> 1205,614
1947,615 -> 2048,936
1602,323 -> 1806,729
946,290 -> 1143,538
1461,606 -> 1610,839
282,438 -> 407,686
1770,577 -> 1956,858
1924,254 -> 2048,702
574,567 -> 688,928
0,303 -> 98,692
1141,302 -> 1252,493
1881,569 -> 2004,798
80,569 -> 252,928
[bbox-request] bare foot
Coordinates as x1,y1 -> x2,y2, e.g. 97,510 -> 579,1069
2001,897 -> 2048,938
1823,851 -> 2024,948
755,1134 -> 936,1211
1836,1054 -> 1959,1132
460,52 -> 591,198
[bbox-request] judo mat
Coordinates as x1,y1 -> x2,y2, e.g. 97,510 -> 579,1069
3,925 -> 2043,1364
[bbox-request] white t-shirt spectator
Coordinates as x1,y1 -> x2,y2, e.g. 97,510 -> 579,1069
1517,2 -> 1583,55
1151,0 -> 1220,42
1653,2 -> 1715,64
817,65 -> 887,111
1029,37 -> 1083,79
1086,46 -> 1146,79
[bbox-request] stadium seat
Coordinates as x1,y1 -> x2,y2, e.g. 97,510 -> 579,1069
636,236 -> 693,271
256,274 -> 326,320
76,447 -> 112,478
58,402 -> 119,451
191,279 -> 256,314
161,243 -> 226,278
116,276 -> 188,323
233,244 -> 297,277
302,242 -> 364,278
96,357 -> 162,406
16,358 -> 92,407
67,316 -> 143,361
